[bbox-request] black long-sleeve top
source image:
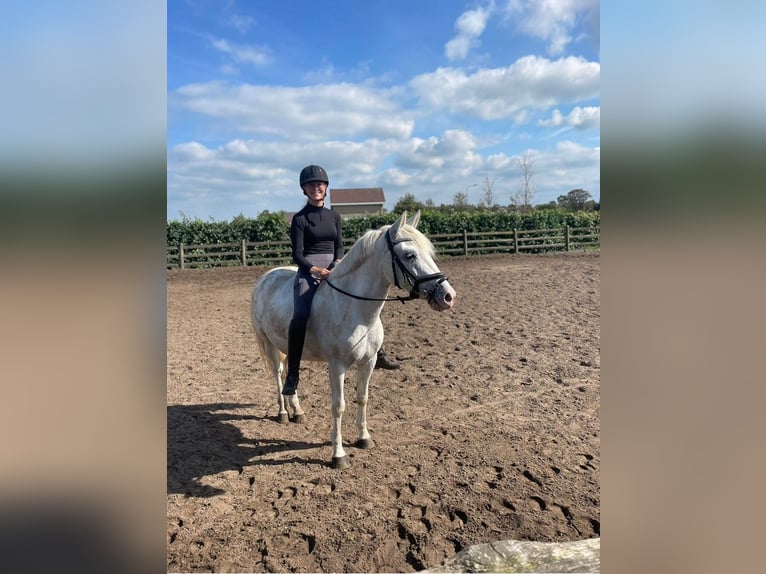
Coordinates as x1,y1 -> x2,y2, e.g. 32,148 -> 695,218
290,204 -> 344,273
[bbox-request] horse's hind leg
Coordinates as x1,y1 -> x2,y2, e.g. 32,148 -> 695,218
354,360 -> 374,449
271,349 -> 305,424
272,354 -> 306,423
274,357 -> 290,424
287,392 -> 306,424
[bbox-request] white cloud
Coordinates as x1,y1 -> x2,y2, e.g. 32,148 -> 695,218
502,0 -> 599,56
210,37 -> 270,66
173,141 -> 216,160
228,14 -> 254,34
457,7 -> 492,36
411,55 -> 599,120
539,106 -> 600,129
536,140 -> 600,193
445,6 -> 492,61
444,1 -> 599,60
175,81 -> 415,140
168,56 -> 600,218
445,36 -> 473,61
220,63 -> 239,75
395,130 -> 481,170
168,133 -> 600,218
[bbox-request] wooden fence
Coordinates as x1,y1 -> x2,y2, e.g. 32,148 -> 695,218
166,225 -> 599,269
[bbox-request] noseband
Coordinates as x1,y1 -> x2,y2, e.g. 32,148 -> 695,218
325,229 -> 448,304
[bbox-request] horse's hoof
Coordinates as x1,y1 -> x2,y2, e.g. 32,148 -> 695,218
355,438 -> 373,449
278,413 -> 290,424
331,456 -> 350,469
292,413 -> 306,424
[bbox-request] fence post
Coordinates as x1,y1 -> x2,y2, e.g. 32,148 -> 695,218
179,243 -> 185,269
565,225 -> 570,251
463,230 -> 468,256
241,239 -> 247,266
513,229 -> 519,254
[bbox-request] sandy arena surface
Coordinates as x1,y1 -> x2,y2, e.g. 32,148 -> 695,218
167,252 -> 600,573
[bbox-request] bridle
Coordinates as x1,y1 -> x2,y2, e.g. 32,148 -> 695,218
325,230 -> 448,304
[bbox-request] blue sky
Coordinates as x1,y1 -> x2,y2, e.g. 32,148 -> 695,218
168,0 -> 600,221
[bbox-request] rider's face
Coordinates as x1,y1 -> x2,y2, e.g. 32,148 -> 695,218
302,181 -> 327,203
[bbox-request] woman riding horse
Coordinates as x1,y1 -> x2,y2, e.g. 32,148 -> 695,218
285,165 -> 401,396
283,165 -> 344,395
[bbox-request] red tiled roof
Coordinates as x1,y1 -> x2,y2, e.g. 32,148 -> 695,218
330,187 -> 385,205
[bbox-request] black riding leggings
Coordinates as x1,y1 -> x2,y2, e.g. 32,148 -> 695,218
287,253 -> 333,376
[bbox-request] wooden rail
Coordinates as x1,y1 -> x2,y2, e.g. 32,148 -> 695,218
166,226 -> 599,269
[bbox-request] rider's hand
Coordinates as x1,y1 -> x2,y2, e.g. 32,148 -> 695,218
310,266 -> 331,279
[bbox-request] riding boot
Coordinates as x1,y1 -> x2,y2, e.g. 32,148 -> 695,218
375,348 -> 401,370
283,319 -> 305,395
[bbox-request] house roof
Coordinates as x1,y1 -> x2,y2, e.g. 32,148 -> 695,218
330,187 -> 385,205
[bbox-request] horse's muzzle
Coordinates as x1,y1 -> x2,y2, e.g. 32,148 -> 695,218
424,278 -> 456,311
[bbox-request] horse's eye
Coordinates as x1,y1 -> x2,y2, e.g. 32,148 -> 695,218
405,253 -> 417,261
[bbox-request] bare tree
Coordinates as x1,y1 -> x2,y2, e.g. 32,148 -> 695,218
511,151 -> 536,212
452,191 -> 469,210
482,174 -> 496,207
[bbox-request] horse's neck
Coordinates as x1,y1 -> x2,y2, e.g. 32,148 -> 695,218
329,248 -> 391,314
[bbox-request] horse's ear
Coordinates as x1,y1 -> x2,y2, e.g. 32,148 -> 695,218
391,211 -> 407,236
406,210 -> 421,229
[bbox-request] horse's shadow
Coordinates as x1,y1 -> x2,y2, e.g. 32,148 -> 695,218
167,403 -> 327,497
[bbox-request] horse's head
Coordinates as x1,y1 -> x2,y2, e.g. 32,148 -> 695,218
386,211 -> 456,311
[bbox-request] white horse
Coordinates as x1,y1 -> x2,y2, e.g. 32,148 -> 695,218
250,211 -> 456,468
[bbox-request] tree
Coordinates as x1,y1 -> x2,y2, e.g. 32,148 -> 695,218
452,191 -> 469,210
557,188 -> 592,211
511,151 -> 536,212
481,174 -> 496,207
393,192 -> 425,214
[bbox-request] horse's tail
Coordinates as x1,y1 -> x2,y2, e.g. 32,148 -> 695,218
256,328 -> 286,377
250,268 -> 294,379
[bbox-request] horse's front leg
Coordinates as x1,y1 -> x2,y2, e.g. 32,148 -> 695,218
328,362 -> 349,469
354,358 -> 375,449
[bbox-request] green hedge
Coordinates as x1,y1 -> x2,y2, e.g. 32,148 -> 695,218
166,208 -> 600,246
167,212 -> 289,246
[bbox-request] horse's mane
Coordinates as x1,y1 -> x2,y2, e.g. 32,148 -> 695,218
331,223 -> 436,279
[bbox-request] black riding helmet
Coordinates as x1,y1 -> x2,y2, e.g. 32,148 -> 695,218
299,164 -> 329,186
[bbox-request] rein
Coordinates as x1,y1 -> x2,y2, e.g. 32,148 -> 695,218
324,279 -> 416,304
324,230 -> 447,305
